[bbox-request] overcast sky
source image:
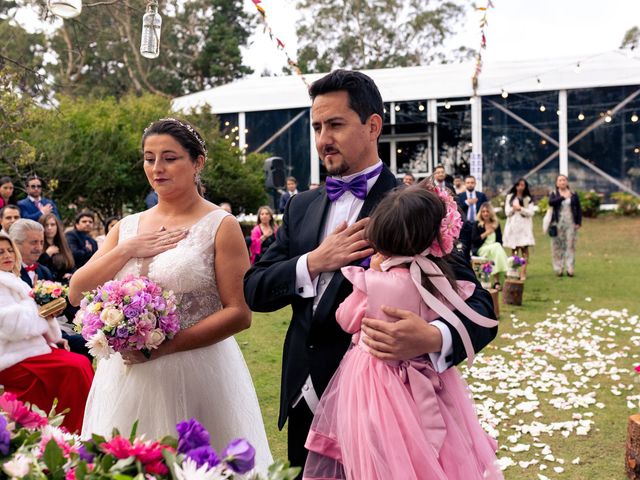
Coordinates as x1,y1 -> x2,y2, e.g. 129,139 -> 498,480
241,0 -> 640,74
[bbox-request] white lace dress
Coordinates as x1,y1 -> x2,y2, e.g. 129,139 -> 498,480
81,210 -> 272,470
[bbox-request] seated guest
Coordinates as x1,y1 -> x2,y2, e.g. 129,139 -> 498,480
95,216 -> 120,250
65,211 -> 98,269
0,204 -> 20,233
11,219 -> 90,359
471,202 -> 509,289
0,233 -> 93,433
39,213 -> 76,283
0,176 -> 16,209
17,175 -> 60,221
249,206 -> 277,264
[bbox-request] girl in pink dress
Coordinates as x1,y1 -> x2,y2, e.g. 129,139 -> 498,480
303,187 -> 502,480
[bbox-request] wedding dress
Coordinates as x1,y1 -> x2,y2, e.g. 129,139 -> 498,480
81,209 -> 273,470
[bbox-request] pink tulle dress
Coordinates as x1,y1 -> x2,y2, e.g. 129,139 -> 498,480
303,265 -> 502,480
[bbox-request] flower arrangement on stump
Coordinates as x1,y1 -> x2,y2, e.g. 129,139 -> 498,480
506,255 -> 527,280
480,261 -> 494,288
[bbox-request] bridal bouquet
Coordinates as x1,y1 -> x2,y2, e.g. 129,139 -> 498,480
0,389 -> 299,480
31,280 -> 69,318
74,274 -> 180,360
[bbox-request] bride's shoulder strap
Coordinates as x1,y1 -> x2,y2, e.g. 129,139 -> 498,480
118,213 -> 141,242
191,209 -> 232,250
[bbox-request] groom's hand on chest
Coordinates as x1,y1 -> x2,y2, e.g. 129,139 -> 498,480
307,218 -> 373,280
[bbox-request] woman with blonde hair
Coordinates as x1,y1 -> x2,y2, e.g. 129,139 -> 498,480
39,213 -> 75,282
471,202 -> 508,289
249,205 -> 277,264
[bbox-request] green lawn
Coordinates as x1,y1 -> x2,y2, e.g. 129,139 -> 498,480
236,215 -> 640,478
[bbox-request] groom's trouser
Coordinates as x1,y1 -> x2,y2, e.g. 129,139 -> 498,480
288,400 -> 314,478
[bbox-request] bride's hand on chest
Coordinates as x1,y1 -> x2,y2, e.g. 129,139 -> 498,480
121,228 -> 188,258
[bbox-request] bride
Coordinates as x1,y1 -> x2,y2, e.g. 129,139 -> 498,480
69,118 -> 272,469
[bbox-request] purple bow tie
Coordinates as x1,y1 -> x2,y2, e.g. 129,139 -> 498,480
325,164 -> 383,201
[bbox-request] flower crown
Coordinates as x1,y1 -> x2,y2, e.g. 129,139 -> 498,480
144,118 -> 208,161
427,187 -> 463,257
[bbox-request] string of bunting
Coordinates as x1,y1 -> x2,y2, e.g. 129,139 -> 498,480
471,0 -> 494,96
250,0 -> 309,87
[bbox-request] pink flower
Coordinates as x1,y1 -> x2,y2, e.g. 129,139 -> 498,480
130,440 -> 165,464
0,392 -> 48,429
635,364 -> 640,373
101,436 -> 134,459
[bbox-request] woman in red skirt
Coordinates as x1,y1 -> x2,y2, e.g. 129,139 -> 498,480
0,233 -> 93,433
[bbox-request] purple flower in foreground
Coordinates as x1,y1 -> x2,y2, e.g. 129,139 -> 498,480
222,438 -> 255,474
0,415 -> 10,455
176,418 -> 210,454
78,444 -> 94,462
186,445 -> 220,469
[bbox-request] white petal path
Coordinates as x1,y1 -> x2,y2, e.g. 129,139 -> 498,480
459,303 -> 640,478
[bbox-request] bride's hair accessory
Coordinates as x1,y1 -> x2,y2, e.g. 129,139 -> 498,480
144,118 -> 208,160
428,187 -> 462,257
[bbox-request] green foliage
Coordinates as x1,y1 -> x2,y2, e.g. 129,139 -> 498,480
611,191 -> 640,215
577,190 -> 601,218
2,0 -> 254,98
621,26 -> 640,50
295,0 -> 469,73
537,196 -> 549,215
202,141 -> 268,214
23,93 -> 171,220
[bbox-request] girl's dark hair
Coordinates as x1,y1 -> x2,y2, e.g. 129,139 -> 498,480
0,176 -> 13,186
142,118 -> 207,165
104,216 -> 120,235
39,213 -> 75,271
508,178 -> 531,199
366,187 -> 457,295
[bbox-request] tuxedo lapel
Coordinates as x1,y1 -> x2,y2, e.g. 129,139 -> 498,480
311,166 -> 397,328
297,188 -> 330,250
20,268 -> 33,288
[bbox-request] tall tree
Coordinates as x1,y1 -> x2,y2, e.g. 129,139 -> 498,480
621,26 -> 640,50
1,0 -> 254,98
295,0 -> 470,73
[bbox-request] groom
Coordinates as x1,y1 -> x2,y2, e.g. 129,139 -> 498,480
243,70 -> 497,471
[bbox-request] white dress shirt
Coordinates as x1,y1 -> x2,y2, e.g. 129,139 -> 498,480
466,190 -> 477,222
292,161 -> 453,413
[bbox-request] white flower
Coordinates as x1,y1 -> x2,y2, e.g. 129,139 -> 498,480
138,312 -> 157,329
145,328 -> 166,350
87,301 -> 102,314
87,330 -> 113,360
173,459 -> 228,480
3,453 -> 31,478
100,307 -> 124,327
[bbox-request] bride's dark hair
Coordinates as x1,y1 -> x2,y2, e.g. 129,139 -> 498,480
142,118 -> 207,165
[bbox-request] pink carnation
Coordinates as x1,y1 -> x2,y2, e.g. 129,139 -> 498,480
101,436 -> 134,459
0,392 -> 48,429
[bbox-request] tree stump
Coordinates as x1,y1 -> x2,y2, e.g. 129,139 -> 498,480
487,288 -> 500,319
503,279 -> 524,306
627,414 -> 640,479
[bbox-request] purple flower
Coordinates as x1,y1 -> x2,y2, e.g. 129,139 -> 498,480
0,415 -> 10,455
222,439 -> 255,474
186,446 -> 219,469
78,444 -> 94,462
176,419 -> 210,454
115,326 -> 129,338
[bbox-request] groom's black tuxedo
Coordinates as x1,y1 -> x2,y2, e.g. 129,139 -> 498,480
243,165 -> 497,459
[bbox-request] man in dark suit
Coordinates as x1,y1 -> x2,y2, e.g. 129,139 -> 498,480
244,70 -> 497,472
433,164 -> 454,193
10,218 -> 90,359
457,175 -> 489,223
65,211 -> 98,269
17,176 -> 60,222
278,176 -> 299,213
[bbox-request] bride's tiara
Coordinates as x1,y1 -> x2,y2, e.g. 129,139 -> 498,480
144,118 -> 208,160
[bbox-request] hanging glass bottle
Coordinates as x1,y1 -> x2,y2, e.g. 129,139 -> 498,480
48,0 -> 82,19
140,0 -> 162,59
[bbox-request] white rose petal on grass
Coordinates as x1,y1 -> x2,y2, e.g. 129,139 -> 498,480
572,457 -> 581,465
554,466 -> 565,473
496,457 -> 516,470
87,330 -> 113,360
509,444 -> 531,453
538,475 -> 550,480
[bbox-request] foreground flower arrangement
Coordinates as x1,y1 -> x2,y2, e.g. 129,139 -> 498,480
0,390 -> 298,479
